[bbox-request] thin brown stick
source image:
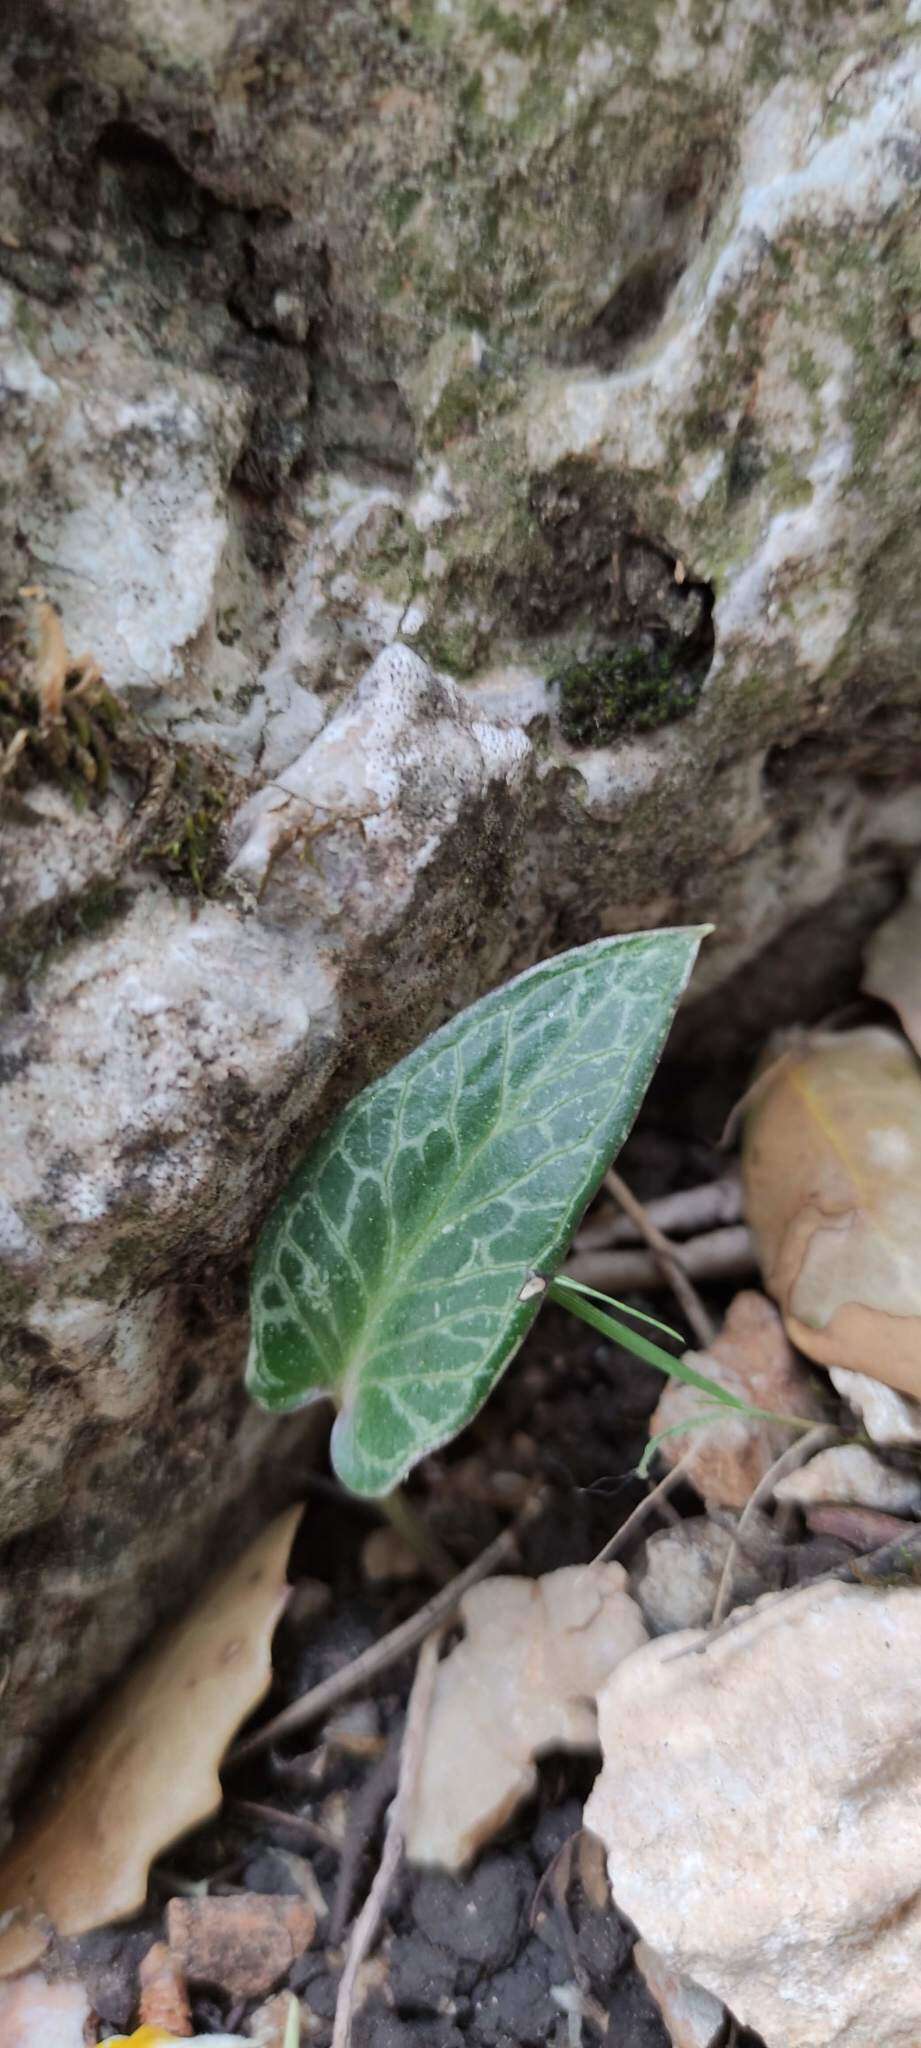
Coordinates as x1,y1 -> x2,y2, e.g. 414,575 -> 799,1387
671,1507 -> 921,1667
574,1175 -> 743,1252
227,1798 -> 337,1851
564,1225 -> 755,1298
331,1630 -> 442,2048
590,1453 -> 696,1567
329,1730 -> 401,1946
230,1507 -> 532,1765
710,1424 -> 839,1626
603,1169 -> 716,1347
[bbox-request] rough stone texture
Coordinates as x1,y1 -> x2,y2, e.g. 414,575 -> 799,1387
774,1441 -> 921,1513
586,1580 -> 921,2048
634,1942 -> 726,2048
633,1517 -> 762,1635
1,0 -> 921,1826
831,1367 -> 921,1446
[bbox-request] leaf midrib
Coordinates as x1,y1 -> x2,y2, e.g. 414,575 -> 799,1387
338,982 -> 659,1411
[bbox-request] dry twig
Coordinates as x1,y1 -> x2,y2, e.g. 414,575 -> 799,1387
590,1453 -> 697,1568
564,1224 -> 755,1298
574,1175 -> 742,1251
710,1424 -> 840,1626
331,1630 -> 442,2048
602,1169 -> 715,1347
329,1730 -> 401,1945
231,1505 -> 536,1765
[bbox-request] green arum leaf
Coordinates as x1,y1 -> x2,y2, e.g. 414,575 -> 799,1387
247,929 -> 707,1496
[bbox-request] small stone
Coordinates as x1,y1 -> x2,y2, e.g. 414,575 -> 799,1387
406,1565 -> 646,1868
774,1443 -> 921,1513
167,1893 -> 315,2000
634,1518 -> 762,1634
586,1578 -> 921,2048
634,1942 -> 726,2048
0,1973 -> 89,2048
139,1938 -> 193,2035
830,1368 -> 921,1447
248,1991 -> 302,2046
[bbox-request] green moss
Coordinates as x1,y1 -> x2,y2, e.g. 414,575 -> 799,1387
474,4 -> 532,54
143,765 -> 229,895
768,453 -> 814,507
552,643 -> 706,746
415,614 -> 486,677
381,183 -> 423,236
792,345 -> 822,394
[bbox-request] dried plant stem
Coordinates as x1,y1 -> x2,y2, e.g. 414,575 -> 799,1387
564,1225 -> 755,1298
231,1506 -> 534,1765
331,1630 -> 442,2048
710,1424 -> 840,1627
603,1169 -> 716,1347
378,1487 -> 455,1585
575,1175 -> 742,1251
591,1453 -> 696,1567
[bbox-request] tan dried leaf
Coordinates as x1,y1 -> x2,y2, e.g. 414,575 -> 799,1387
742,1027 -> 921,1394
405,1565 -> 647,1870
649,1291 -> 818,1508
0,1509 -> 300,1976
863,871 -> 921,1056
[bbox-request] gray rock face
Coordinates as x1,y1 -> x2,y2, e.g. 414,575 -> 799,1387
587,1581 -> 921,2047
1,0 -> 920,1825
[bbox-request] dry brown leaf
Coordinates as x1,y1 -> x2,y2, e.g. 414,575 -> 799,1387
863,870 -> 921,1056
0,1509 -> 300,1976
743,1027 -> 921,1394
405,1565 -> 647,1870
649,1291 -> 819,1508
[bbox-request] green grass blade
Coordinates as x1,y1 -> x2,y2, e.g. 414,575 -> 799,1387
551,1272 -> 683,1343
247,928 -> 708,1495
549,1280 -> 815,1467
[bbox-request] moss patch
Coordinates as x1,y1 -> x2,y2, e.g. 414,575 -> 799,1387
552,642 -> 707,746
141,757 -> 231,895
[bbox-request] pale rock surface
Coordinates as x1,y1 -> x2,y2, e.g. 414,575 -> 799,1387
634,1517 -> 762,1634
649,1292 -> 818,1508
2,0 -> 921,1826
831,1368 -> 921,1447
407,1565 -> 647,1868
634,1942 -> 726,2048
0,1974 -> 90,2048
774,1442 -> 921,1513
586,1579 -> 921,2048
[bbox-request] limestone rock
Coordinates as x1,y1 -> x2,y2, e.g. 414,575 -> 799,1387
634,1518 -> 762,1635
774,1443 -> 921,1514
586,1579 -> 921,2048
406,1565 -> 647,1869
634,1943 -> 725,2048
831,1368 -> 921,1448
2,0 -> 921,1832
0,1974 -> 90,2048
